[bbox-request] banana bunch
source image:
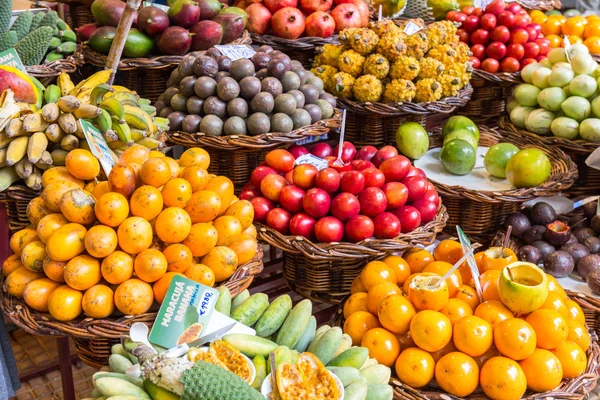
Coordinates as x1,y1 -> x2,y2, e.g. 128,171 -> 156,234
0,70 -> 169,192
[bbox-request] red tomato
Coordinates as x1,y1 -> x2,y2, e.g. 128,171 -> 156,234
486,41 -> 507,60
535,38 -> 550,55
481,58 -> 500,73
462,6 -> 475,15
506,43 -> 524,60
265,149 -> 295,173
525,26 -> 537,42
509,28 -> 529,45
471,44 -> 486,59
471,29 -> 490,45
523,42 -> 540,59
500,57 -> 520,72
535,54 -> 547,62
457,28 -> 470,43
472,7 -> 484,17
520,58 -> 536,69
470,56 -> 481,69
446,10 -> 460,21
480,13 -> 497,30
266,208 -> 291,234
490,25 -> 510,43
505,3 -> 522,14
513,13 -> 530,29
463,15 -> 480,33
485,0 -> 505,16
497,11 -> 515,28
454,12 -> 468,23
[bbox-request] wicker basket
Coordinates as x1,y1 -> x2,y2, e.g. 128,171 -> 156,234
256,204 -> 448,304
457,69 -> 520,124
168,109 -> 342,192
499,117 -> 600,197
1,248 -> 264,368
81,32 -> 252,102
425,126 -> 577,245
25,52 -> 85,85
0,185 -> 40,233
249,33 -> 339,68
59,0 -> 95,29
337,85 -> 473,149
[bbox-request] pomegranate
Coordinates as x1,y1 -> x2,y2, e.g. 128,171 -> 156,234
246,3 -> 272,35
331,0 -> 368,25
264,0 -> 298,13
301,0 -> 332,13
305,11 -> 336,38
271,7 -> 306,40
331,3 -> 363,32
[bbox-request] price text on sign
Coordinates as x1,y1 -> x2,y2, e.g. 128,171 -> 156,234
294,153 -> 329,170
79,119 -> 116,175
214,45 -> 256,61
0,49 -> 26,72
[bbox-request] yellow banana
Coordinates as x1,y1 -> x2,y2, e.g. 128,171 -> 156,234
24,167 -> 42,191
90,83 -> 114,106
73,104 -> 102,119
0,148 -> 6,167
101,97 -> 125,123
45,123 -> 65,143
153,117 -> 169,133
71,70 -> 112,97
0,167 -> 19,192
76,88 -> 93,105
6,136 -> 29,166
108,91 -> 139,107
15,157 -> 33,179
58,113 -> 78,134
107,139 -> 130,151
123,104 -> 155,133
58,72 -> 75,97
23,112 -> 49,133
27,131 -> 48,164
130,128 -> 146,141
60,134 -> 79,151
57,96 -> 81,113
138,98 -> 151,106
41,103 -> 60,123
96,108 -> 113,133
38,150 -> 53,166
111,116 -> 133,145
110,85 -> 136,94
0,132 -> 12,149
135,137 -> 163,149
139,103 -> 156,117
50,149 -> 68,165
5,118 -> 25,138
104,129 -> 118,142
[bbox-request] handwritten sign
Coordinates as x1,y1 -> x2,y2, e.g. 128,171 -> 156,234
457,226 -> 483,302
403,21 -> 421,35
294,153 -> 329,170
0,49 -> 26,72
214,45 -> 256,61
79,119 -> 116,176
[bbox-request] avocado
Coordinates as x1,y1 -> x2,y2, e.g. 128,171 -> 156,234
123,28 -> 154,58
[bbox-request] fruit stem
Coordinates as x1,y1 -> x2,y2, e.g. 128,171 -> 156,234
507,267 -> 514,281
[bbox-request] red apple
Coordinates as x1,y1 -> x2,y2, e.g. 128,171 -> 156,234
382,182 -> 409,209
331,192 -> 361,221
315,167 -> 340,193
506,43 -> 524,60
463,15 -> 480,33
293,164 -> 318,190
471,29 -> 490,46
351,160 -> 375,171
501,57 -> 519,72
333,141 -> 357,163
372,146 -> 398,167
485,0 -> 505,16
480,13 -> 496,30
261,174 -> 289,202
251,197 -> 275,222
481,57 -> 500,72
523,42 -> 539,58
279,185 -> 306,213
497,11 -> 514,28
340,170 -> 365,195
356,145 -> 378,161
379,155 -> 411,183
373,212 -> 401,239
358,187 -> 387,217
289,213 -> 316,238
402,176 -> 427,203
264,0 -> 297,13
331,3 -> 363,32
305,11 -> 336,37
315,216 -> 344,242
520,58 -> 536,68
287,144 -> 309,159
310,142 -> 333,158
345,215 -> 374,243
412,199 -> 437,223
251,166 -> 278,188
470,56 -> 481,69
266,208 -> 291,233
271,7 -> 305,39
301,0 -> 332,13
303,188 -> 331,218
394,205 -> 422,233
457,28 -> 470,43
422,189 -> 440,207
362,167 -> 386,188
490,25 -> 510,43
246,3 -> 272,35
509,28 -> 528,45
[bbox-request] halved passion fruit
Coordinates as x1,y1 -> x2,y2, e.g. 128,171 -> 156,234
498,262 -> 549,314
407,273 -> 449,311
482,247 -> 518,272
177,323 -> 203,345
210,340 -> 253,383
276,353 -> 340,400
545,221 -> 571,247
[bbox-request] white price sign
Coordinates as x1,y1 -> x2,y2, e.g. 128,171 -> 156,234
403,21 -> 421,35
294,154 -> 329,170
214,45 -> 256,61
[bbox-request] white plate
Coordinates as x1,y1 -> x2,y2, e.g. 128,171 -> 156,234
194,347 -> 256,385
261,370 -> 344,400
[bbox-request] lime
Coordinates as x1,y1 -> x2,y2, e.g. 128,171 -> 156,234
505,148 -> 551,188
484,143 -> 519,178
439,139 -> 476,176
441,116 -> 479,141
396,122 -> 429,159
443,129 -> 479,150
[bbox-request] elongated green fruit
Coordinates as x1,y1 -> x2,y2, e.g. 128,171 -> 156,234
91,83 -> 114,106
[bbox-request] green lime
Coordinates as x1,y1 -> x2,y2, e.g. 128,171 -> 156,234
442,116 -> 480,141
484,143 -> 520,178
440,139 -> 476,175
443,129 -> 479,150
396,122 -> 429,159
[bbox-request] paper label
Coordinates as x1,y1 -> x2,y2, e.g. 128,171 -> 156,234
79,119 -> 116,176
149,275 -> 219,349
456,226 -> 483,302
214,45 -> 256,61
403,21 -> 421,35
143,1 -> 170,11
294,153 -> 329,170
0,49 -> 26,72
473,0 -> 493,9
296,133 -> 328,146
564,36 -> 571,62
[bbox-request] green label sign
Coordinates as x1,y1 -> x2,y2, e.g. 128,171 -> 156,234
0,49 -> 26,72
149,275 -> 219,349
79,119 -> 116,175
456,226 -> 483,302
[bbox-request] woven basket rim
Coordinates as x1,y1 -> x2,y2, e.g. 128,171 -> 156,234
0,248 -> 264,339
81,31 -> 252,70
336,85 -> 473,117
167,108 -> 342,150
517,0 -> 562,10
471,68 -> 522,84
257,203 -> 448,259
427,125 -> 577,203
25,52 -> 85,78
249,33 -> 340,51
499,117 -> 600,154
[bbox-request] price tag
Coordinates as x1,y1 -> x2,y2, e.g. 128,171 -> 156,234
0,49 -> 26,72
456,226 -> 483,302
403,21 -> 421,35
79,119 -> 116,176
473,0 -> 493,9
564,36 -> 572,62
214,45 -> 256,61
143,1 -> 170,11
296,133 -> 328,146
294,153 -> 329,170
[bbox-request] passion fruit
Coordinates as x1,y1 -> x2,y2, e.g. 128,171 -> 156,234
560,242 -> 590,265
531,202 -> 557,226
517,245 -> 543,265
498,262 -> 549,314
576,254 -> 600,280
583,236 -> 600,254
522,225 -> 547,245
586,267 -> 600,294
532,240 -> 555,260
573,227 -> 595,243
545,221 -> 571,246
544,250 -> 575,277
504,213 -> 531,238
